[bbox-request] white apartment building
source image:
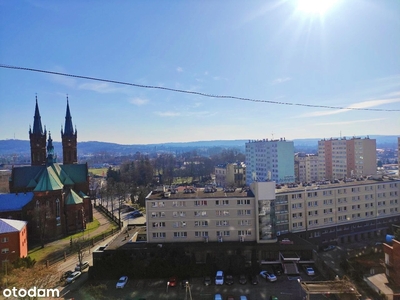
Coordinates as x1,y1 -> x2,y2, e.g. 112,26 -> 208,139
214,162 -> 246,187
294,153 -> 319,183
245,138 -> 295,185
146,178 -> 400,246
318,137 -> 377,180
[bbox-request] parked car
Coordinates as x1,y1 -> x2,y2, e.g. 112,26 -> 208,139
168,276 -> 178,287
225,274 -> 234,285
226,296 -> 235,300
203,276 -> 212,286
214,294 -> 222,300
323,245 -> 336,252
260,271 -> 277,282
60,270 -> 73,281
215,271 -> 224,285
181,279 -> 190,288
305,266 -> 315,276
75,261 -> 89,271
65,271 -> 81,284
269,296 -> 279,300
250,274 -> 259,285
240,296 -> 248,300
116,276 -> 128,288
239,274 -> 247,284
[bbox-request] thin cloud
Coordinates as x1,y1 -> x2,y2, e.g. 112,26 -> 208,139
271,77 -> 291,85
176,67 -> 183,73
78,82 -> 121,93
298,97 -> 400,118
129,97 -> 149,106
155,111 -> 181,117
314,118 -> 385,126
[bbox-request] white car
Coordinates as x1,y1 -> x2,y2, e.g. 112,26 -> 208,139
116,276 -> 128,288
215,271 -> 224,285
260,271 -> 277,282
306,267 -> 315,276
65,271 -> 81,284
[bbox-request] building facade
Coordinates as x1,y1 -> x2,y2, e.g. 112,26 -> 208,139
245,138 -> 295,185
383,238 -> 400,287
0,219 -> 28,264
215,162 -> 246,187
295,153 -> 319,183
146,178 -> 400,247
318,137 -> 377,180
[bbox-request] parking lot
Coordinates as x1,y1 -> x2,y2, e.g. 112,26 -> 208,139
67,268 -> 332,300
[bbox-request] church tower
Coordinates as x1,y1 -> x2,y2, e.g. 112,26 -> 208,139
61,97 -> 77,164
29,96 -> 47,166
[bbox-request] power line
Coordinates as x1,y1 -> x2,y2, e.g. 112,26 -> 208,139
1,64 -> 399,112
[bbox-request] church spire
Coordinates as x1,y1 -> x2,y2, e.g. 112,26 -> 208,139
61,96 -> 78,165
63,96 -> 75,136
46,132 -> 55,165
31,95 -> 44,135
29,95 -> 47,166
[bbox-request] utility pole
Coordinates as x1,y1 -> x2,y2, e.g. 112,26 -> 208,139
185,281 -> 192,300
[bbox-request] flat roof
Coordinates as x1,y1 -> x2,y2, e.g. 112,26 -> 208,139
147,186 -> 252,200
300,279 -> 361,295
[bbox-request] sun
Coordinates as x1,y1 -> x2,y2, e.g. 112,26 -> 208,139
297,0 -> 337,14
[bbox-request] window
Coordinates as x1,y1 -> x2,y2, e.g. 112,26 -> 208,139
195,231 -> 208,237
173,211 -> 186,217
55,198 -> 60,217
151,212 -> 165,218
216,220 -> 229,226
1,248 -> 9,254
237,199 -> 251,205
195,220 -> 209,227
194,200 -> 208,206
173,232 -> 187,238
172,201 -> 185,207
237,209 -> 251,216
152,201 -> 165,208
238,220 -> 251,226
152,222 -> 166,228
216,231 -> 230,237
152,232 -> 166,239
238,230 -> 251,236
194,211 -> 207,217
216,210 -> 229,216
1,237 -> 8,243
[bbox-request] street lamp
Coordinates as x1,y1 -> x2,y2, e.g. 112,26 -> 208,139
297,278 -> 302,299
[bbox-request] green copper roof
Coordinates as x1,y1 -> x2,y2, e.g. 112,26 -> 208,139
66,189 -> 83,205
33,165 -> 64,191
50,164 -> 74,185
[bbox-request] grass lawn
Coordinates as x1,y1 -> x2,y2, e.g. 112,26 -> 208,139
89,168 -> 108,176
27,217 -> 117,264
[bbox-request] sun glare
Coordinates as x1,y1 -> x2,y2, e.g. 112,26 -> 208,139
297,0 -> 337,14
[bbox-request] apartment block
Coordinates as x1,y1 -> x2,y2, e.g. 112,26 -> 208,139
295,153 -> 319,183
245,138 -> 295,185
318,137 -> 377,180
0,219 -> 28,265
146,178 -> 400,247
214,162 -> 246,187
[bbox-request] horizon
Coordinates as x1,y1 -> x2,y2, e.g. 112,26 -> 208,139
0,1 -> 399,144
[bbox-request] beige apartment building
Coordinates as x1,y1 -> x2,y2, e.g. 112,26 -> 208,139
318,137 -> 377,180
214,162 -> 246,187
146,178 -> 399,247
294,153 -> 319,183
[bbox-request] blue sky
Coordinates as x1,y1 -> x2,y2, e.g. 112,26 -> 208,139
0,0 -> 399,144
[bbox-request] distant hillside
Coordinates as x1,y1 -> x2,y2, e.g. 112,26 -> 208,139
0,135 -> 398,156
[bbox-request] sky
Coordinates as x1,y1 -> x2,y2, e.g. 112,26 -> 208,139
0,0 -> 399,145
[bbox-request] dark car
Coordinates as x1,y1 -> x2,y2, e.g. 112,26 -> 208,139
168,276 -> 178,287
250,274 -> 259,285
323,245 -> 336,252
181,279 -> 190,288
239,274 -> 247,284
60,270 -> 73,281
225,274 -> 234,285
203,276 -> 212,286
272,264 -> 283,276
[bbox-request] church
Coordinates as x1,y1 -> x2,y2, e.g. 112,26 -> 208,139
0,97 -> 93,242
